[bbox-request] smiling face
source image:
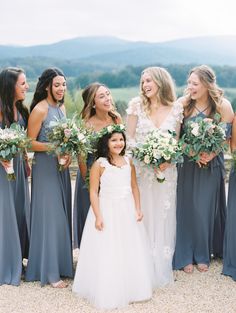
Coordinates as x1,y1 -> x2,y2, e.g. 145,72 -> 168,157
141,72 -> 159,100
187,72 -> 208,101
108,132 -> 125,156
49,75 -> 67,102
14,73 -> 29,101
94,85 -> 112,113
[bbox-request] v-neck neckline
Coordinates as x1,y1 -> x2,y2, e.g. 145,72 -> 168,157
147,106 -> 173,129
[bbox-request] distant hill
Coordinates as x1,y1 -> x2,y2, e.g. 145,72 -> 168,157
0,35 -> 236,66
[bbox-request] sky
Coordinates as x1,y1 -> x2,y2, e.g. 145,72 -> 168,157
1,0 -> 236,46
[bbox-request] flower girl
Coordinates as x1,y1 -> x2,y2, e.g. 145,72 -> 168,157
72,125 -> 153,309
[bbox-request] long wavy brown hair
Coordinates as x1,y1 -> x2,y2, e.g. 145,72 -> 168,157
80,82 -> 119,122
184,65 -> 224,118
0,67 -> 29,127
140,67 -> 176,116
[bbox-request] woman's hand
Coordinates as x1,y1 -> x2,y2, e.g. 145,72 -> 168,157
136,209 -> 143,222
158,162 -> 171,172
58,154 -> 72,169
0,160 -> 11,171
196,152 -> 216,167
198,152 -> 216,165
95,216 -> 104,231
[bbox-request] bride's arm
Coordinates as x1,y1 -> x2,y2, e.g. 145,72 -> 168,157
125,97 -> 140,154
126,114 -> 138,139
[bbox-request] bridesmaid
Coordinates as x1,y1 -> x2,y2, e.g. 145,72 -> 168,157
173,65 -> 234,273
73,82 -> 122,248
0,67 -> 30,285
223,115 -> 236,280
25,68 -> 73,287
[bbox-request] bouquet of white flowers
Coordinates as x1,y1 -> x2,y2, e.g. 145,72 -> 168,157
47,116 -> 92,170
0,123 -> 31,180
133,129 -> 183,182
181,113 -> 227,164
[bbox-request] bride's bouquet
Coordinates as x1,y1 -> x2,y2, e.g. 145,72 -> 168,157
133,129 -> 183,182
47,116 -> 91,170
0,123 -> 31,180
181,113 -> 227,164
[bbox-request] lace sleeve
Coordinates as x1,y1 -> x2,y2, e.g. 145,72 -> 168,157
126,97 -> 142,155
173,101 -> 184,123
126,97 -> 141,116
172,101 -> 184,138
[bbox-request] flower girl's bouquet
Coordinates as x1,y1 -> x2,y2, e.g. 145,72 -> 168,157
133,129 -> 183,182
47,116 -> 91,170
180,113 -> 227,165
0,123 -> 31,180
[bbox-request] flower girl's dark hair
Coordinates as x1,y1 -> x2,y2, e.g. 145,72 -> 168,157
96,130 -> 126,165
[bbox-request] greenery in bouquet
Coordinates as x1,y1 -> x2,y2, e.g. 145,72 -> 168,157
0,123 -> 31,180
180,113 -> 228,163
46,116 -> 93,170
133,129 -> 183,182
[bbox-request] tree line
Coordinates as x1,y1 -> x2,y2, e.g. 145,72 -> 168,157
71,64 -> 236,89
0,58 -> 236,88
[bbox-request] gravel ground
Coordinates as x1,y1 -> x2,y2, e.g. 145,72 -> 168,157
1,258 -> 236,313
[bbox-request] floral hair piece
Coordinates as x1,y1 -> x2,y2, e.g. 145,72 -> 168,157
97,124 -> 126,138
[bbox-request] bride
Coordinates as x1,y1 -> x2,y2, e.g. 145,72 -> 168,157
126,67 -> 183,287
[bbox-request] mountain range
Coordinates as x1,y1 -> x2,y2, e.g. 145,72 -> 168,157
0,35 -> 236,66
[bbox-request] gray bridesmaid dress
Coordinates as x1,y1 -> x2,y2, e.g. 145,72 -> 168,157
173,112 -> 230,270
0,116 -> 30,286
223,167 -> 236,280
73,154 -> 94,249
25,104 -> 73,286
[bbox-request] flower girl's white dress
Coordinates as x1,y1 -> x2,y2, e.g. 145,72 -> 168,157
72,157 -> 153,310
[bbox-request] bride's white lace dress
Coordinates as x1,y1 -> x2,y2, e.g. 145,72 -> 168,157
126,97 -> 183,287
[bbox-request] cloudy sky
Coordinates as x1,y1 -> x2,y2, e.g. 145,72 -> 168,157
1,0 -> 236,46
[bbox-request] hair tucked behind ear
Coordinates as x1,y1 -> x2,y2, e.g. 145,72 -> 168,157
0,67 -> 29,127
30,67 -> 65,112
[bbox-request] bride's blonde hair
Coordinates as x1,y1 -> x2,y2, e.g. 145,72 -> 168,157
140,67 -> 176,115
185,65 -> 224,118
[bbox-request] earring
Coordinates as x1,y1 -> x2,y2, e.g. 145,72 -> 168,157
93,105 -> 96,109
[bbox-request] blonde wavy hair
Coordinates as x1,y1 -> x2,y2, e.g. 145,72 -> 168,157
185,65 -> 224,118
140,67 -> 176,115
80,82 -> 119,122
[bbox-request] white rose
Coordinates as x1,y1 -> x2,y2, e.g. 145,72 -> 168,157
153,149 -> 161,159
78,133 -> 85,141
107,126 -> 113,133
191,126 -> 199,136
144,155 -> 150,164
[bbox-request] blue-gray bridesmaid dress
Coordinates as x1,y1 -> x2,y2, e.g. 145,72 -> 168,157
73,154 -> 94,248
0,116 -> 30,286
25,104 -> 73,286
173,112 -> 230,270
223,166 -> 236,280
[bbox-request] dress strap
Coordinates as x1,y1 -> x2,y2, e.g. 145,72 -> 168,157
194,105 -> 209,114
